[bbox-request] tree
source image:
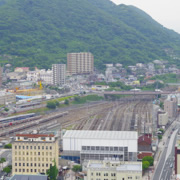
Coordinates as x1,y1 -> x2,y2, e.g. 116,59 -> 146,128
46,101 -> 56,109
4,144 -> 12,149
142,156 -> 154,166
0,158 -> 6,168
72,165 -> 82,172
47,161 -> 58,180
158,134 -> 162,140
64,99 -> 69,105
55,101 -> 60,107
3,166 -> 11,174
142,161 -> 150,170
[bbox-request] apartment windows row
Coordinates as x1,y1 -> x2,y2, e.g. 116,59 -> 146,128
82,146 -> 128,152
91,172 -> 116,177
15,163 -> 52,167
14,145 -> 52,150
14,168 -> 48,173
14,157 -> 53,162
14,151 -> 53,156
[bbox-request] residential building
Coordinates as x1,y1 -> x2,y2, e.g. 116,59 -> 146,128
138,134 -> 152,152
12,133 -> 59,175
62,130 -> 138,163
86,160 -> 142,180
14,67 -> 29,73
175,135 -> 180,178
39,69 -> 52,84
67,52 -> 94,75
157,111 -> 168,127
0,91 -> 16,105
164,96 -> 177,118
52,64 -> 66,86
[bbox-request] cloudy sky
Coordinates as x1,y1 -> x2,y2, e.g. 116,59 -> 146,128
111,0 -> 180,34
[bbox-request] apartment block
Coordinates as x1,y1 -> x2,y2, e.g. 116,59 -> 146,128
86,160 -> 142,180
0,91 -> 16,105
67,52 -> 94,75
52,64 -> 66,86
157,111 -> 168,127
164,96 -> 177,118
12,134 -> 59,175
0,66 -> 2,87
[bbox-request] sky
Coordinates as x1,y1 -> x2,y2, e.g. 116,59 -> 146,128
111,0 -> 180,34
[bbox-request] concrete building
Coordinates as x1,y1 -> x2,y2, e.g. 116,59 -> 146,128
63,130 -> 138,163
12,133 -> 59,175
14,67 -> 29,73
0,91 -> 16,105
0,66 -> 2,87
175,135 -> 180,178
157,111 -> 168,127
52,64 -> 66,86
164,96 -> 177,118
10,174 -> 48,180
86,160 -> 142,180
67,52 -> 94,75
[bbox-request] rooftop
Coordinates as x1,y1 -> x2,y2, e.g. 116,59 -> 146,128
10,174 -> 47,180
16,134 -> 55,138
63,130 -> 137,140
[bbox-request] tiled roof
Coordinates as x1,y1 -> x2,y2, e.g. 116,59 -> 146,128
138,152 -> 153,159
16,134 -> 54,138
138,135 -> 151,145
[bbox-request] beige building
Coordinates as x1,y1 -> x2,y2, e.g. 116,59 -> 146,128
86,160 -> 142,180
0,91 -> 16,105
67,52 -> 94,75
164,96 -> 177,118
158,111 -> 168,127
0,66 -> 2,88
12,134 -> 59,175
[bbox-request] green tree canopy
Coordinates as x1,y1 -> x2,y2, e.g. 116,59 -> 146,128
142,156 -> 154,166
142,161 -> 150,170
72,165 -> 82,172
47,161 -> 58,180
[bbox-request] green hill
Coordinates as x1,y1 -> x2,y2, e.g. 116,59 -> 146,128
0,0 -> 180,69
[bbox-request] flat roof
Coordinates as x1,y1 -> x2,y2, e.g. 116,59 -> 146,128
63,130 -> 137,140
116,164 -> 142,171
16,134 -> 54,138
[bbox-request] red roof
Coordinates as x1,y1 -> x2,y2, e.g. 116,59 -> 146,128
138,135 -> 152,145
16,134 -> 54,138
138,152 -> 153,159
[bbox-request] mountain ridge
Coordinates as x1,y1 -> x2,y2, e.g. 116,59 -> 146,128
0,0 -> 180,69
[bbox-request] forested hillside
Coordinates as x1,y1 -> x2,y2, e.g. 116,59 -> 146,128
0,0 -> 180,69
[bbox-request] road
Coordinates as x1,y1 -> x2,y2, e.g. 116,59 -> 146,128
153,122 -> 179,180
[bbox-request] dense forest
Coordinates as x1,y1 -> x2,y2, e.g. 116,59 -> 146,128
0,0 -> 180,69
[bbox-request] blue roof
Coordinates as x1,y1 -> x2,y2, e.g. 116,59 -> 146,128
16,95 -> 33,99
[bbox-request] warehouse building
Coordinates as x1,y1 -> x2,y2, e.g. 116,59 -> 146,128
62,130 -> 138,163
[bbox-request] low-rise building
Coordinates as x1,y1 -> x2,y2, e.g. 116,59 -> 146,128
164,96 -> 177,118
86,160 -> 142,180
12,133 -> 59,175
0,91 -> 16,105
15,67 -> 29,73
175,135 -> 180,177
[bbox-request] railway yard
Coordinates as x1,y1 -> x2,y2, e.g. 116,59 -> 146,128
0,96 -> 155,138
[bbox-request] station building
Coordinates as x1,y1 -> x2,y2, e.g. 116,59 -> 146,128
62,130 -> 138,163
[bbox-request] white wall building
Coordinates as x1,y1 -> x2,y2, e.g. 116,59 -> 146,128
63,130 -> 138,163
52,64 -> 66,86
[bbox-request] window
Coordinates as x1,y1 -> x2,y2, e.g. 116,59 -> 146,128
34,152 -> 36,155
42,152 -> 44,156
26,146 -> 28,149
46,146 -> 48,150
19,157 -> 21,161
23,163 -> 25,166
15,169 -> 17,172
34,146 -> 36,150
19,152 -> 21,155
19,169 -> 21,172
91,173 -> 93,176
46,152 -> 48,156
31,163 -> 33,166
38,152 -> 40,155
26,152 -> 29,155
27,163 -> 29,166
15,151 -> 17,155
30,146 -> 32,149
38,146 -> 40,150
50,152 -> 52,156
50,146 -> 52,150
34,169 -> 37,172
23,169 -> 25,172
38,163 -> 40,167
19,146 -> 21,149
46,164 -> 48,167
23,146 -> 25,149
128,177 -> 132,179
19,163 -> 21,166
34,163 -> 36,167
27,169 -> 29,172
15,163 -> 17,166
31,169 -> 33,172
42,146 -> 44,150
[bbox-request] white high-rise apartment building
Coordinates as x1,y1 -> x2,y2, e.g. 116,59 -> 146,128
52,64 -> 66,86
67,52 -> 94,75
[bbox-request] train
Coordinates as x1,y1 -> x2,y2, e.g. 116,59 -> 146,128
0,113 -> 36,124
0,111 -> 68,137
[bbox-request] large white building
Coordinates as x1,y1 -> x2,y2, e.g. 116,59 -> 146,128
63,130 -> 138,163
0,91 -> 16,105
52,64 -> 66,86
